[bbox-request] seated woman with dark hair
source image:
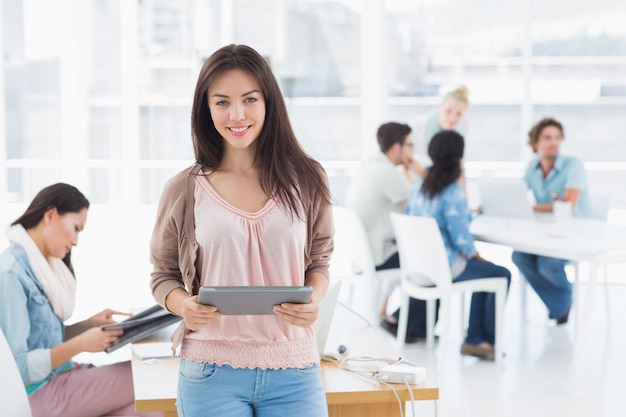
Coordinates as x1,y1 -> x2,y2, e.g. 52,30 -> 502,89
390,130 -> 511,360
0,183 -> 162,417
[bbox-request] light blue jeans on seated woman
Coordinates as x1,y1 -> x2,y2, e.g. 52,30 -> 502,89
454,258 -> 512,346
511,251 -> 571,320
177,359 -> 328,417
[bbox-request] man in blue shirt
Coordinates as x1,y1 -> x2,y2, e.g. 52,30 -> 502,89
512,117 -> 591,325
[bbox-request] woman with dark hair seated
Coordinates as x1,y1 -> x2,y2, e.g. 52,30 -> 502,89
390,130 -> 511,360
0,183 -> 162,417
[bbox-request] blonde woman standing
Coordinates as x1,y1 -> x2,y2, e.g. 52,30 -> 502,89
415,85 -> 470,155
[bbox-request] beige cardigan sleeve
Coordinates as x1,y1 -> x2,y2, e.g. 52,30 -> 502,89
150,165 -> 200,307
304,168 -> 334,281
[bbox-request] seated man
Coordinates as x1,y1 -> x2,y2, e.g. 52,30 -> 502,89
512,117 -> 592,325
345,122 -> 426,342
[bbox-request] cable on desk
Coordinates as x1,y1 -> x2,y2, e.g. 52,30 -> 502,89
403,377 -> 415,417
323,354 -> 418,378
323,352 -> 434,417
378,378 -> 404,417
403,376 -> 439,417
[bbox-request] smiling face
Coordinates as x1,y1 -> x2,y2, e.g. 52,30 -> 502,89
438,97 -> 467,130
208,68 -> 266,152
41,207 -> 88,259
534,125 -> 563,160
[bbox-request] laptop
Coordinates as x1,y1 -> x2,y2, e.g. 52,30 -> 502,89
478,178 -> 536,218
316,281 -> 342,357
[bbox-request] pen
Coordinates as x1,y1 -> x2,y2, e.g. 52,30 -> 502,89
551,192 -> 560,202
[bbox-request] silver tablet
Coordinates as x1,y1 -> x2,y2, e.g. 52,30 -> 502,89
198,286 -> 313,315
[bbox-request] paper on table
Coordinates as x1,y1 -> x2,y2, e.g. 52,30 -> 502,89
131,342 -> 175,360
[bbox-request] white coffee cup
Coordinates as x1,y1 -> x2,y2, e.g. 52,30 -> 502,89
553,201 -> 572,222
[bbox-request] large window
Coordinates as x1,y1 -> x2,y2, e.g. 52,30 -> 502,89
2,0 -> 626,207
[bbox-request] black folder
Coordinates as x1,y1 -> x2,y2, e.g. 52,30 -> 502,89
101,304 -> 182,353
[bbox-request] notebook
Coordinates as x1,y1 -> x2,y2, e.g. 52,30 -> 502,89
102,304 -> 182,353
478,178 -> 535,218
131,341 -> 174,360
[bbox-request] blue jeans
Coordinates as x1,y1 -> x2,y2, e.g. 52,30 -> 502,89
455,259 -> 511,346
177,360 -> 328,417
511,251 -> 571,320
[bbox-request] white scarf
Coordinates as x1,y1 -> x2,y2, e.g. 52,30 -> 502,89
7,224 -> 76,321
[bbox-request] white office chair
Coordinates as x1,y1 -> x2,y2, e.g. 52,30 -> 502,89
0,328 -> 31,416
390,213 -> 508,364
569,193 -> 624,322
0,328 -> 134,417
331,205 -> 401,322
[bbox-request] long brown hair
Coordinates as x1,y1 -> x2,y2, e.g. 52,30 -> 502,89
190,44 -> 331,218
12,183 -> 90,275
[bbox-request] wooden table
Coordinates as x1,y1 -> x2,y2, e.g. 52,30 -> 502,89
131,354 -> 178,417
132,355 -> 438,417
131,304 -> 438,417
322,360 -> 438,416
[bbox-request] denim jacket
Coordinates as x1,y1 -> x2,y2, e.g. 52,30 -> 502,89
405,181 -> 477,267
0,242 -> 67,393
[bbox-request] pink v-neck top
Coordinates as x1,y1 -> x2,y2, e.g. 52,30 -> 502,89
180,176 -> 319,369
